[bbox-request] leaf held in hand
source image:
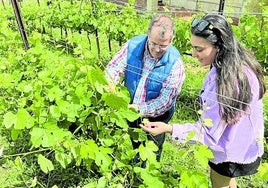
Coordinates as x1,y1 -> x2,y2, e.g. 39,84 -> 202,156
142,118 -> 149,124
203,118 -> 213,127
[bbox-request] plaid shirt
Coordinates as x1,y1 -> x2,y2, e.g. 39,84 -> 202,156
105,40 -> 185,118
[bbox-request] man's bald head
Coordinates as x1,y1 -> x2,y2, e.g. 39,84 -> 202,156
147,15 -> 175,41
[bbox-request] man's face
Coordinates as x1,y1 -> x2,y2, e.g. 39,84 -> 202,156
147,27 -> 172,59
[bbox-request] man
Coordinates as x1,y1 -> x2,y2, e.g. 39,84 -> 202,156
105,14 -> 185,164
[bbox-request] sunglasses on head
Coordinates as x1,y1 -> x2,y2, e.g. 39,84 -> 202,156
191,18 -> 214,32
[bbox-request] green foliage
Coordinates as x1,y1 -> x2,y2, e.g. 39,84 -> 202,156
234,2 -> 268,71
162,139 -> 212,187
173,18 -> 192,53
0,16 -> 141,187
258,162 -> 268,180
244,0 -> 268,13
0,159 -> 24,187
1,0 -> 268,187
172,56 -> 207,123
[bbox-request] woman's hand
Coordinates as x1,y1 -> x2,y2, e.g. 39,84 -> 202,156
140,121 -> 172,136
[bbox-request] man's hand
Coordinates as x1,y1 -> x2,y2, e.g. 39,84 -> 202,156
106,83 -> 116,93
128,104 -> 138,111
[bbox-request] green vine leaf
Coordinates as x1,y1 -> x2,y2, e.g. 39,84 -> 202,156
17,81 -> 33,93
11,129 -> 22,140
3,111 -> 16,128
56,99 -> 80,122
80,139 -> 98,160
118,108 -> 140,122
258,162 -> 268,180
139,141 -> 158,162
75,84 -> 93,106
30,128 -> 44,148
95,146 -> 113,172
97,176 -> 107,188
30,122 -> 72,148
38,154 -> 54,173
134,167 -> 164,188
109,111 -> 128,129
47,86 -> 65,102
55,151 -> 72,169
14,156 -> 23,171
15,108 -> 35,129
4,109 -> 35,130
87,66 -> 108,94
194,145 -> 214,168
101,93 -> 128,109
203,118 -> 213,127
49,105 -> 61,120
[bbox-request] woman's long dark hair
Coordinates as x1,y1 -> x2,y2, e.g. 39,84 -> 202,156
191,13 -> 266,124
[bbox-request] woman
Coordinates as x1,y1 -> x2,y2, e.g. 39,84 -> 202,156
140,13 -> 266,188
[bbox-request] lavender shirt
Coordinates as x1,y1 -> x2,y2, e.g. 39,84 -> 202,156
171,66 -> 264,164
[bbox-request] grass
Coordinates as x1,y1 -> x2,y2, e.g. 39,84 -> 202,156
161,137 -> 211,186
0,159 -> 25,187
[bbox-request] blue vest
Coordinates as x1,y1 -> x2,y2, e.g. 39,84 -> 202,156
125,35 -> 180,122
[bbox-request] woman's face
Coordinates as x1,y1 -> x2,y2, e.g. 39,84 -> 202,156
190,35 -> 218,66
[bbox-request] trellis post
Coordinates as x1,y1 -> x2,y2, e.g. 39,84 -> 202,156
10,0 -> 29,50
218,0 -> 225,14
